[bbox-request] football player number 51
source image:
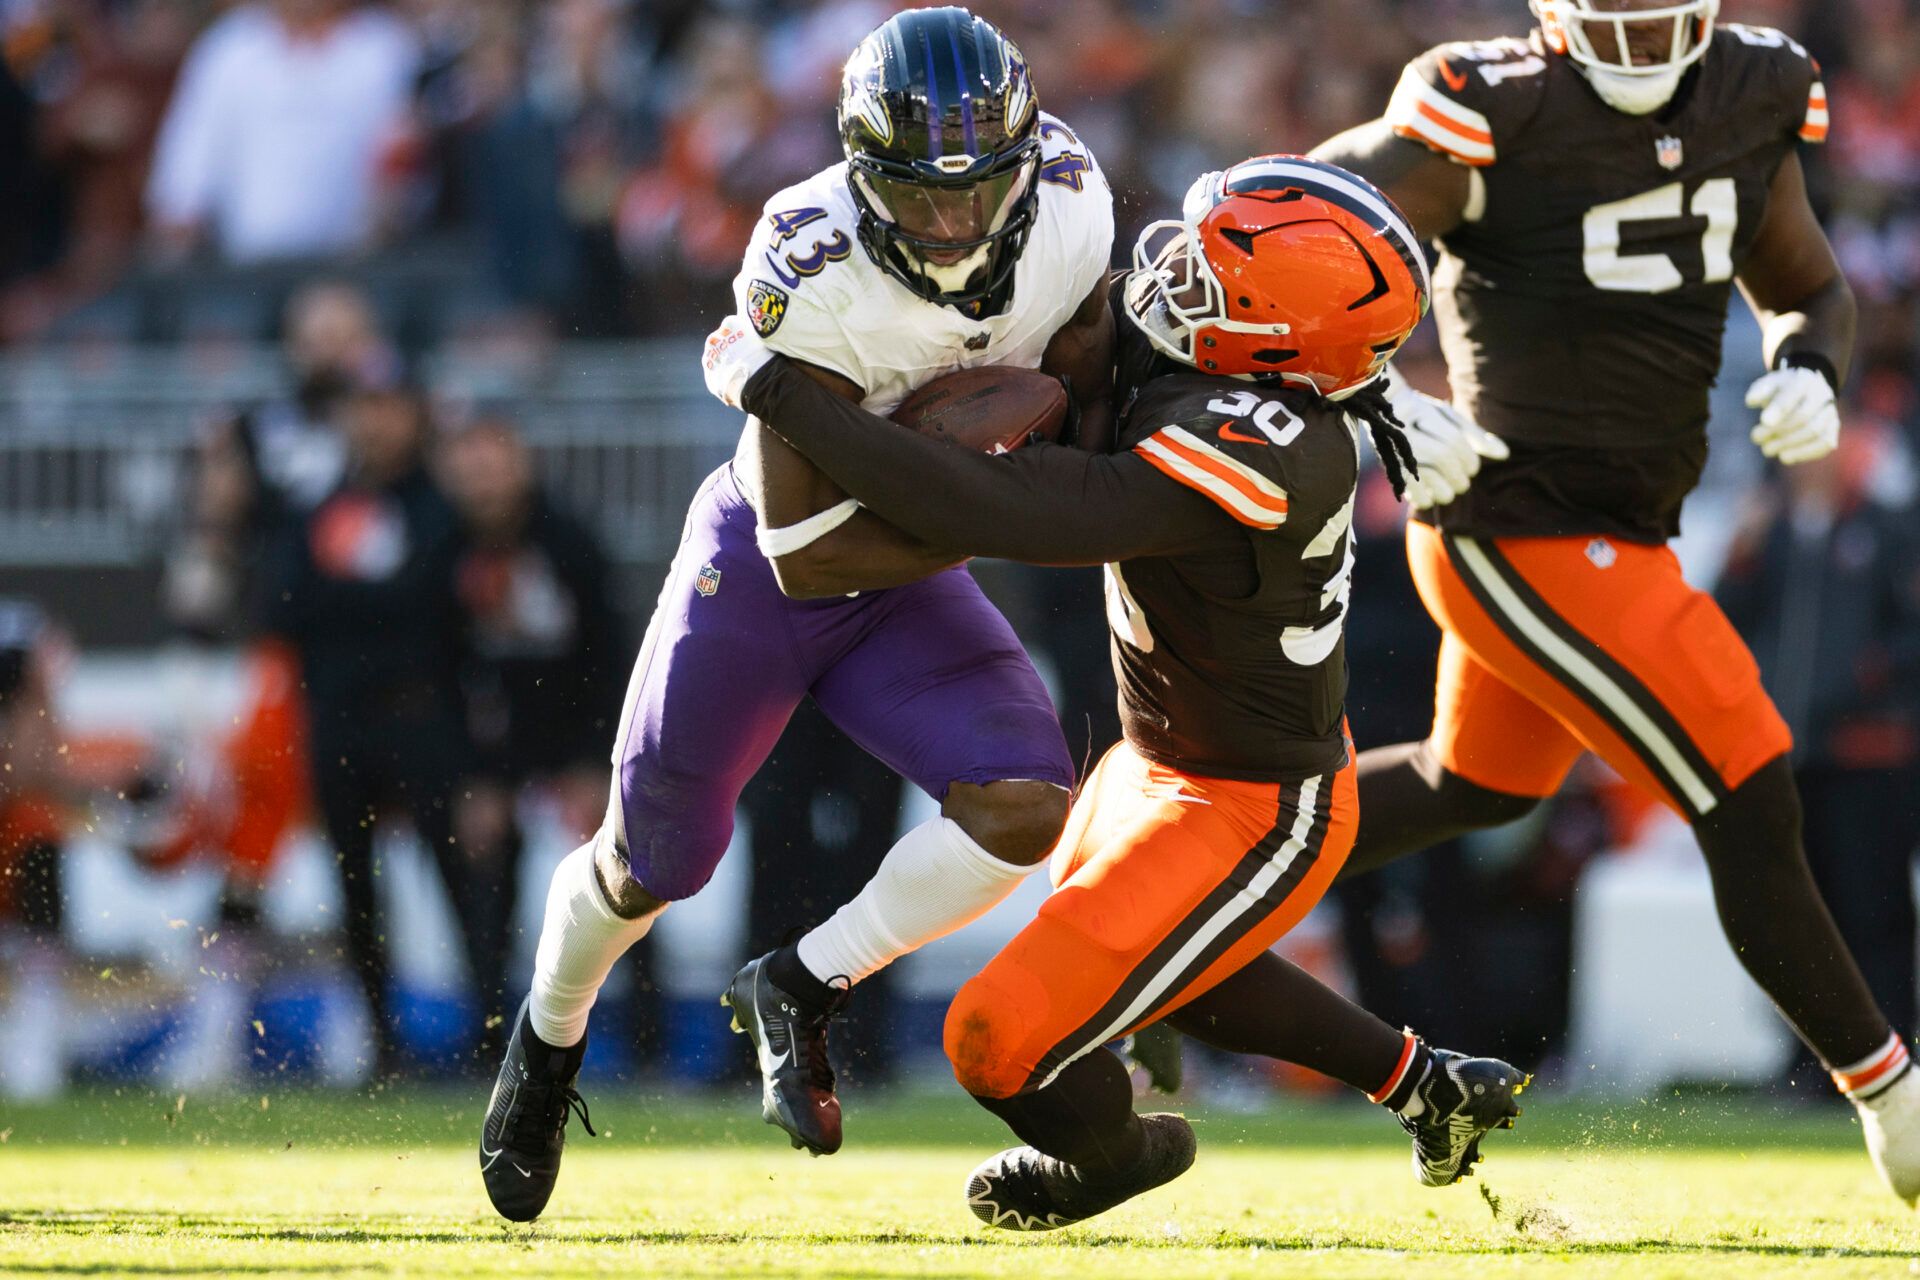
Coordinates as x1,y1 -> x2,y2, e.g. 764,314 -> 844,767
1583,177 -> 1737,293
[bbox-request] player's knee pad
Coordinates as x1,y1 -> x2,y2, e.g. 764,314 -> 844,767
944,971 -> 1038,1099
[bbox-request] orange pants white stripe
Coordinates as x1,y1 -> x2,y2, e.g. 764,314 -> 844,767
944,739 -> 1357,1099
1408,522 -> 1791,821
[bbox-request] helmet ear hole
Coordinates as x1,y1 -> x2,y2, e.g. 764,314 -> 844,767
1252,349 -> 1299,365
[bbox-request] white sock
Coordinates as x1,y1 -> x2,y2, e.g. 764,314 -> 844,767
1835,1030 -> 1911,1106
796,815 -> 1041,986
527,837 -> 659,1049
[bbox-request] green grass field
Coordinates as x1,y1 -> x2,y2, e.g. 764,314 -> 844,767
3,1082 -> 1918,1278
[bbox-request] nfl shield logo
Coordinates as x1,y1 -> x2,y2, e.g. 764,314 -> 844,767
695,563 -> 722,596
1655,135 -> 1684,170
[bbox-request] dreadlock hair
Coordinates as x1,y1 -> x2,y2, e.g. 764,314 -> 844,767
1339,379 -> 1420,502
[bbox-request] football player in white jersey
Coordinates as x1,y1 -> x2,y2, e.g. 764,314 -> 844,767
479,6 -> 1115,1221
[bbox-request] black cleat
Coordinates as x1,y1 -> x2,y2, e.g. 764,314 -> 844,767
1123,1022 -> 1185,1095
479,999 -> 595,1222
721,952 -> 850,1155
1400,1049 -> 1528,1187
965,1112 -> 1196,1231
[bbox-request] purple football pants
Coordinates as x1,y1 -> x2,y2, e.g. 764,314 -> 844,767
608,464 -> 1072,901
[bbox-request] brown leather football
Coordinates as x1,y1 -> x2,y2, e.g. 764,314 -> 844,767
889,367 -> 1070,454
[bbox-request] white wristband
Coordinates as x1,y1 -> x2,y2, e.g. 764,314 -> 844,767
755,497 -> 862,559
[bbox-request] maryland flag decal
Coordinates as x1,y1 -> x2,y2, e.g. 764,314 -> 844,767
747,280 -> 788,338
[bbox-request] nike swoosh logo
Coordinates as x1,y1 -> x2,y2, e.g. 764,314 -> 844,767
513,1163 -> 533,1178
1216,421 -> 1267,446
764,1047 -> 791,1073
1438,57 -> 1468,92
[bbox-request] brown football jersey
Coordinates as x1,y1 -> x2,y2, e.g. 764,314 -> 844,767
1385,25 -> 1828,542
1107,327 -> 1361,781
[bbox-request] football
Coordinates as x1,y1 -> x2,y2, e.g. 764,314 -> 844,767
889,366 -> 1070,454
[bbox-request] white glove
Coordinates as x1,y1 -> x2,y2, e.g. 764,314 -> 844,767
1747,365 -> 1839,465
702,316 -> 776,411
1381,365 -> 1510,509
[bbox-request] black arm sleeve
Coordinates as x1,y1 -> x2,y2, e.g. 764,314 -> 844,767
741,356 -> 1230,566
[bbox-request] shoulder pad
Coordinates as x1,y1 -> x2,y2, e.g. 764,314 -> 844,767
1127,380 -> 1319,530
1034,114 -> 1108,197
1386,39 -> 1548,166
1718,24 -> 1827,144
1031,114 -> 1117,309
731,174 -> 865,388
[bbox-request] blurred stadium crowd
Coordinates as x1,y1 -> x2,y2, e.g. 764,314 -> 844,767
0,0 -> 1916,1099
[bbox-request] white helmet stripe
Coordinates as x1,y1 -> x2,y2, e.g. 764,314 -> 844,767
1222,156 -> 1431,298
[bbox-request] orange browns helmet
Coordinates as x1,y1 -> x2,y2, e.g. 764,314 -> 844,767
1122,154 -> 1430,396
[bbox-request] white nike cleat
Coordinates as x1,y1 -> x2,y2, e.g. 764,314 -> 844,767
1857,1066 -> 1920,1206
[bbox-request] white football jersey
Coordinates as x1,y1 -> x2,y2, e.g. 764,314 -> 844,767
729,113 -> 1114,416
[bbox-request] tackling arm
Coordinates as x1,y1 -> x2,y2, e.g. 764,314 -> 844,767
1040,277 -> 1117,454
734,361 -> 968,599
741,355 -> 1226,566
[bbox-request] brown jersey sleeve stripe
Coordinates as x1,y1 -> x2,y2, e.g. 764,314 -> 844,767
1136,431 -> 1290,528
1800,81 -> 1829,142
1020,774 -> 1333,1094
1443,534 -> 1728,820
1386,67 -> 1497,165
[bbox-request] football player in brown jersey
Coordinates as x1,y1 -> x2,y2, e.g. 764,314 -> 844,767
1241,0 -> 1916,1204
706,155 -> 1528,1229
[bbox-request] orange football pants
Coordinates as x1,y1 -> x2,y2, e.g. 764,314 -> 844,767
944,738 -> 1357,1099
1407,522 -> 1791,822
